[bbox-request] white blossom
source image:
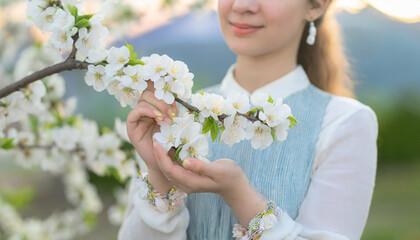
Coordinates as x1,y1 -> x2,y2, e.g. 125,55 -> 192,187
50,27 -> 78,49
250,92 -> 269,108
79,119 -> 99,161
245,121 -> 273,150
85,65 -> 111,92
52,126 -> 81,151
221,115 -> 247,146
113,86 -> 141,108
107,204 -> 125,226
21,81 -> 46,113
76,23 -> 109,59
118,160 -> 136,181
179,134 -> 209,161
114,118 -> 129,142
27,5 -> 56,32
274,119 -> 290,142
50,8 -> 75,32
226,92 -> 250,114
154,75 -> 181,104
179,72 -> 194,100
46,75 -> 66,98
168,60 -> 189,80
141,54 -> 173,82
259,98 -> 291,127
204,93 -> 228,120
0,91 -> 25,125
119,65 -> 147,91
86,48 -> 108,64
105,46 -> 130,77
97,133 -> 125,168
154,122 -> 177,151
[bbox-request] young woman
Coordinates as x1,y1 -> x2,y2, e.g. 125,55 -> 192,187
118,0 -> 378,239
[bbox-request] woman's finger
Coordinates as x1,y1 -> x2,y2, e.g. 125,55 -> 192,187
137,101 -> 171,124
182,158 -> 218,178
140,90 -> 178,118
127,104 -> 162,125
152,139 -> 216,192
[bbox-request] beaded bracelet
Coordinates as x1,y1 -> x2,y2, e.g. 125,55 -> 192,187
232,200 -> 283,240
135,172 -> 187,213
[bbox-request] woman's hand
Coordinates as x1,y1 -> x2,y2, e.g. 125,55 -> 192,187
152,138 -> 267,226
126,81 -> 178,193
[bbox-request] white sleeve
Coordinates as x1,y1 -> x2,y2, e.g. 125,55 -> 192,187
118,178 -> 190,240
259,97 -> 378,240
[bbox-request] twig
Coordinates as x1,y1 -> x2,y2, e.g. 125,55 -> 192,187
175,97 -> 259,123
0,34 -> 89,99
0,59 -> 90,99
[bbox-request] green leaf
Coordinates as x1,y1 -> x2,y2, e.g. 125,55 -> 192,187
66,116 -> 80,126
130,52 -> 138,60
43,122 -> 59,130
210,119 -> 219,142
127,59 -> 145,66
202,117 -> 213,134
94,61 -> 107,66
67,5 -> 78,18
287,116 -> 298,129
107,167 -> 121,183
0,101 -> 6,107
174,147 -> 182,161
271,128 -> 276,141
101,127 -> 112,134
126,43 -> 134,53
268,95 -> 274,104
28,114 -> 39,135
248,108 -> 258,116
83,211 -> 97,228
218,125 -> 225,143
0,138 -> 16,150
75,18 -> 91,28
0,187 -> 35,210
76,14 -> 93,23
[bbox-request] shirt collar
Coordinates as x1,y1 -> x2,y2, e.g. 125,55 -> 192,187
220,63 -> 310,100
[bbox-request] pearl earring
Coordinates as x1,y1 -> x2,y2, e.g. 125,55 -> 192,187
306,21 -> 317,45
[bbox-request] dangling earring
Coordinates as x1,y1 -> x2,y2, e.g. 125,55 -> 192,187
306,21 -> 317,45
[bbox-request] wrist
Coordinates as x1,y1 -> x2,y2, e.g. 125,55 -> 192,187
147,169 -> 173,195
221,182 -> 267,226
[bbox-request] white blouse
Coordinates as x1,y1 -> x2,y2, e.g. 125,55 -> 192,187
118,64 -> 379,240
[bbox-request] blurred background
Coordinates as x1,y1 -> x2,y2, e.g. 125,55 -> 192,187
1,0 -> 420,239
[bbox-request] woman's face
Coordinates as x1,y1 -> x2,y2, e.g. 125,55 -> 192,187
218,0 -> 311,57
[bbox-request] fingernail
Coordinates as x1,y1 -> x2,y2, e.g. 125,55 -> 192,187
153,110 -> 162,117
183,159 -> 191,168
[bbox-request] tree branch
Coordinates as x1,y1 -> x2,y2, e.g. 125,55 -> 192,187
0,59 -> 90,99
67,34 -> 79,61
175,97 -> 259,123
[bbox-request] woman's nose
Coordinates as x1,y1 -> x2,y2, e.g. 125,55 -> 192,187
231,0 -> 259,15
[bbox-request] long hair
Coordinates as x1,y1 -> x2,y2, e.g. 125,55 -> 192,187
298,1 -> 355,98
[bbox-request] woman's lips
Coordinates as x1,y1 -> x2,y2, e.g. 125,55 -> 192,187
230,22 -> 263,36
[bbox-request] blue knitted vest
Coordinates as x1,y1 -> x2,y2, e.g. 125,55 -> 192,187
185,83 -> 332,240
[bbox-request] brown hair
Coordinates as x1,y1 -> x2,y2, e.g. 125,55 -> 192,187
297,1 -> 355,98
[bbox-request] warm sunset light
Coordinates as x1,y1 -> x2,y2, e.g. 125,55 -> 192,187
335,0 -> 420,23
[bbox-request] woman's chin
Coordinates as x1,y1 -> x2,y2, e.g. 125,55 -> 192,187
228,44 -> 267,57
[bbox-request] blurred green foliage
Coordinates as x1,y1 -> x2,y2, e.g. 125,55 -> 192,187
0,186 -> 35,210
370,91 -> 420,163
